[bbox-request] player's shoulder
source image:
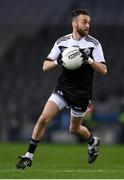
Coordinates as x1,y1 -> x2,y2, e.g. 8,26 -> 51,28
85,35 -> 99,46
56,34 -> 72,45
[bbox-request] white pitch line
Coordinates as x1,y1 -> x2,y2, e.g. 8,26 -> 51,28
0,168 -> 122,173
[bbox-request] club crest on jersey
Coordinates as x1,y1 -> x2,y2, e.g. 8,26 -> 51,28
84,48 -> 91,55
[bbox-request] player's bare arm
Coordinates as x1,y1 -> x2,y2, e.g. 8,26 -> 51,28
90,61 -> 107,76
42,59 -> 58,71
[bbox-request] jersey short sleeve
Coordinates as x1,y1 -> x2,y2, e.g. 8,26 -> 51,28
47,42 -> 61,61
93,43 -> 105,63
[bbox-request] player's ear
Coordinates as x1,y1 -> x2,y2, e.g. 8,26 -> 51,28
72,20 -> 77,28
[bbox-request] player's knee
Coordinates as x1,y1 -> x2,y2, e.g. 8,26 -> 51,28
38,113 -> 50,127
69,125 -> 79,135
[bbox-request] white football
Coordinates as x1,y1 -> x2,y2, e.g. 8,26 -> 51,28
61,46 -> 83,70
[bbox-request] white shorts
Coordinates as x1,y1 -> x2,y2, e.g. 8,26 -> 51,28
48,93 -> 92,117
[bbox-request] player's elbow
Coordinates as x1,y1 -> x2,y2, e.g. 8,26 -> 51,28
42,61 -> 49,72
104,69 -> 108,75
100,69 -> 107,76
42,65 -> 47,72
102,67 -> 108,76
100,64 -> 108,76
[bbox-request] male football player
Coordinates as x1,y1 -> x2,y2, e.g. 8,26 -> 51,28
16,9 -> 107,169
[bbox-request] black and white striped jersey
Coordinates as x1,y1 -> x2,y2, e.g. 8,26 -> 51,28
47,34 -> 106,106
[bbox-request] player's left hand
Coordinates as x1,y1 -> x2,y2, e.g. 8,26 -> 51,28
80,49 -> 94,64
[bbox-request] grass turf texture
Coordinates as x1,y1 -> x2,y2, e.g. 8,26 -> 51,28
0,143 -> 124,179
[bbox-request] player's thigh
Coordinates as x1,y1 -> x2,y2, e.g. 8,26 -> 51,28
41,100 -> 59,121
42,92 -> 67,120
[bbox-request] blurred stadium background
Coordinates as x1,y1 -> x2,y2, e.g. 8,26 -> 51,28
0,0 -> 124,145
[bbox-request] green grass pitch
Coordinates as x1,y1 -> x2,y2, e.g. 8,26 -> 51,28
0,143 -> 124,179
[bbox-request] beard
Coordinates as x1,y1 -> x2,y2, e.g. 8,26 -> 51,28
77,27 -> 89,37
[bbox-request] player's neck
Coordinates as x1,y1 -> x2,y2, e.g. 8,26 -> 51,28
72,31 -> 85,41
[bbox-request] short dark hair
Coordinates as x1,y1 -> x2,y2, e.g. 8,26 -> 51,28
71,9 -> 89,18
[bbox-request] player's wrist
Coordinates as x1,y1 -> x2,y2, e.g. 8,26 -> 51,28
87,57 -> 93,64
54,60 -> 58,65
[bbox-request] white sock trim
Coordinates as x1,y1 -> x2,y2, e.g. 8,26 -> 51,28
25,152 -> 33,160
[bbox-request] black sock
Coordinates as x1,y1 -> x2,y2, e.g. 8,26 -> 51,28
88,134 -> 94,145
27,138 -> 39,154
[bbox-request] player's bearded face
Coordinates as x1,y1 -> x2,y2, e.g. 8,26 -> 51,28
75,15 -> 90,36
